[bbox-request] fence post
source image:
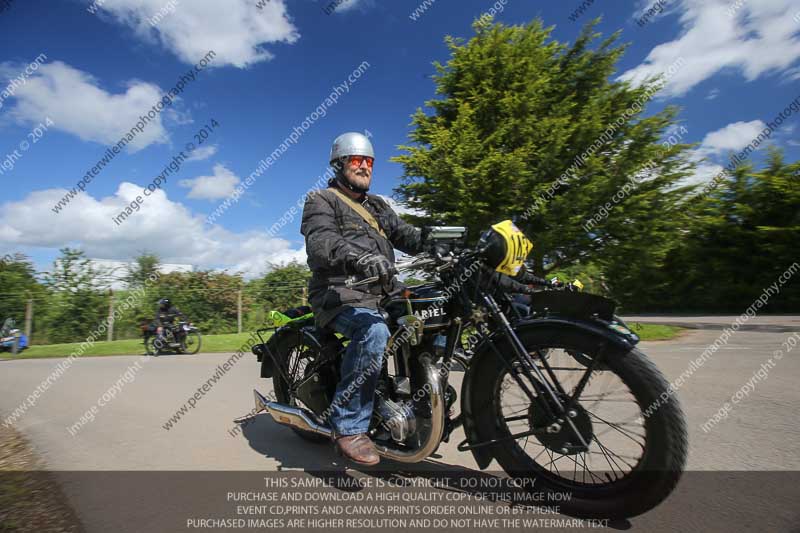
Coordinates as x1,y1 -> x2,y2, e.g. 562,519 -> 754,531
24,298 -> 33,343
107,289 -> 114,342
237,289 -> 243,334
302,286 -> 308,306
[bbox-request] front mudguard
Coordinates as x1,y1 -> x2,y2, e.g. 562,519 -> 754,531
460,316 -> 637,470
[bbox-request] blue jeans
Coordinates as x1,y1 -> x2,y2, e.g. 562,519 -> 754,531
328,307 -> 390,436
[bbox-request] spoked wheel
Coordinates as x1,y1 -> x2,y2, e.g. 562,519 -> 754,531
470,327 -> 687,519
272,336 -> 329,444
145,336 -> 165,356
180,331 -> 202,355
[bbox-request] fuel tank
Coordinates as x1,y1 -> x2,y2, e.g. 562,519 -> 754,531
384,282 -> 450,330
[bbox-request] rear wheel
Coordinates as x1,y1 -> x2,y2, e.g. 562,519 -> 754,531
272,334 -> 330,444
470,326 -> 687,519
145,336 -> 165,356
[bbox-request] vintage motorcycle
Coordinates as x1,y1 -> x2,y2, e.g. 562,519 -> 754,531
145,320 -> 202,355
0,318 -> 28,353
250,222 -> 687,519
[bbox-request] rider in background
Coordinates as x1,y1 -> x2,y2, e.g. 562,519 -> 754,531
153,298 -> 185,343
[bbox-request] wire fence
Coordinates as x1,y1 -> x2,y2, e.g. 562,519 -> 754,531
0,284 -> 309,346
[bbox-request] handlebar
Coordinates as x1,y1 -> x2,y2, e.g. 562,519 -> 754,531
342,275 -> 409,307
344,252 -> 458,289
344,275 -> 380,288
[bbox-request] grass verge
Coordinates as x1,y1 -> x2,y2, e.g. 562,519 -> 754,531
4,332 -> 264,359
631,323 -> 684,341
2,324 -> 682,360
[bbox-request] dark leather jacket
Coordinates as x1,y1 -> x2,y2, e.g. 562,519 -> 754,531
300,185 -> 423,328
154,306 -> 184,328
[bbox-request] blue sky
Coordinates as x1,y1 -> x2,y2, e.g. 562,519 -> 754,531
0,0 -> 798,278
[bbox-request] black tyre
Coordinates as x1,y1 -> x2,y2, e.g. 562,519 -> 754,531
271,334 -> 329,444
145,336 -> 165,356
469,326 -> 687,519
180,331 -> 202,355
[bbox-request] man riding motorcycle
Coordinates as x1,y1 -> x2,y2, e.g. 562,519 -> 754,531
269,135 -> 688,517
301,133 -> 569,464
300,132 -> 430,465
152,298 -> 185,346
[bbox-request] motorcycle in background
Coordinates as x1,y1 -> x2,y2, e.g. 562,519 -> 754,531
0,318 -> 28,354
145,320 -> 201,356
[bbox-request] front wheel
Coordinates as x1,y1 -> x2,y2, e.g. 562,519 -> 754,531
469,326 -> 687,519
180,331 -> 202,355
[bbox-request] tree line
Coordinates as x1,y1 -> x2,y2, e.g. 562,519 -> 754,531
391,18 -> 799,313
0,251 -> 311,345
1,17 -> 797,346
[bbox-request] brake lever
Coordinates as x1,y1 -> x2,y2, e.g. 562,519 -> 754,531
345,275 -> 379,288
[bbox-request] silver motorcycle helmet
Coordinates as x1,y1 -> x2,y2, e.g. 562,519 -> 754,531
329,131 -> 374,163
329,132 -> 375,193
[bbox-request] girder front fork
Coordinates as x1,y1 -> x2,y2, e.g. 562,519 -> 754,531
481,293 -> 591,450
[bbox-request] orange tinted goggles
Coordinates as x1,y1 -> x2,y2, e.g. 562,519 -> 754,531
347,155 -> 374,169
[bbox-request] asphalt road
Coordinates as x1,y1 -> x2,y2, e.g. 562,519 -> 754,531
625,314 -> 800,332
1,320 -> 798,532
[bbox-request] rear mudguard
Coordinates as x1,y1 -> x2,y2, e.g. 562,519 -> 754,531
257,325 -> 325,379
257,323 -> 344,379
460,316 -> 637,469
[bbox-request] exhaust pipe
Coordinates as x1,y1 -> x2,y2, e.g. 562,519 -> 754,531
373,363 -> 445,463
253,362 -> 445,463
253,389 -> 332,438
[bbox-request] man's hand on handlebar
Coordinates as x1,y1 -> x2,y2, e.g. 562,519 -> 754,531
353,252 -> 396,285
519,284 -> 538,295
549,276 -> 581,291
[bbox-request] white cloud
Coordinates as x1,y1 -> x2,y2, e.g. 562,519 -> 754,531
705,88 -> 720,100
185,144 -> 218,162
380,195 -> 426,217
0,184 -> 304,278
785,66 -> 800,81
619,0 -> 800,97
330,0 -> 364,13
698,120 -> 766,154
2,61 -> 168,152
631,0 -> 681,21
684,161 -> 725,186
682,119 -> 774,186
95,0 -> 300,68
179,164 -> 240,200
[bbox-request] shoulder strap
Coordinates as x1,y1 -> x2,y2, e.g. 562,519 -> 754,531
327,187 -> 387,239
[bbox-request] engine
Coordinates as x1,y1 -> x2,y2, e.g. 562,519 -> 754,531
374,392 -> 417,443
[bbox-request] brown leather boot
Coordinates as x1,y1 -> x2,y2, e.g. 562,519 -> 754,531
334,433 -> 380,466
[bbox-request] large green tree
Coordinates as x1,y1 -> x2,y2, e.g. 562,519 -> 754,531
648,151 -> 800,312
246,261 -> 311,326
0,254 -> 46,333
391,19 -> 695,279
40,248 -> 107,343
153,270 -> 245,334
125,252 -> 160,288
